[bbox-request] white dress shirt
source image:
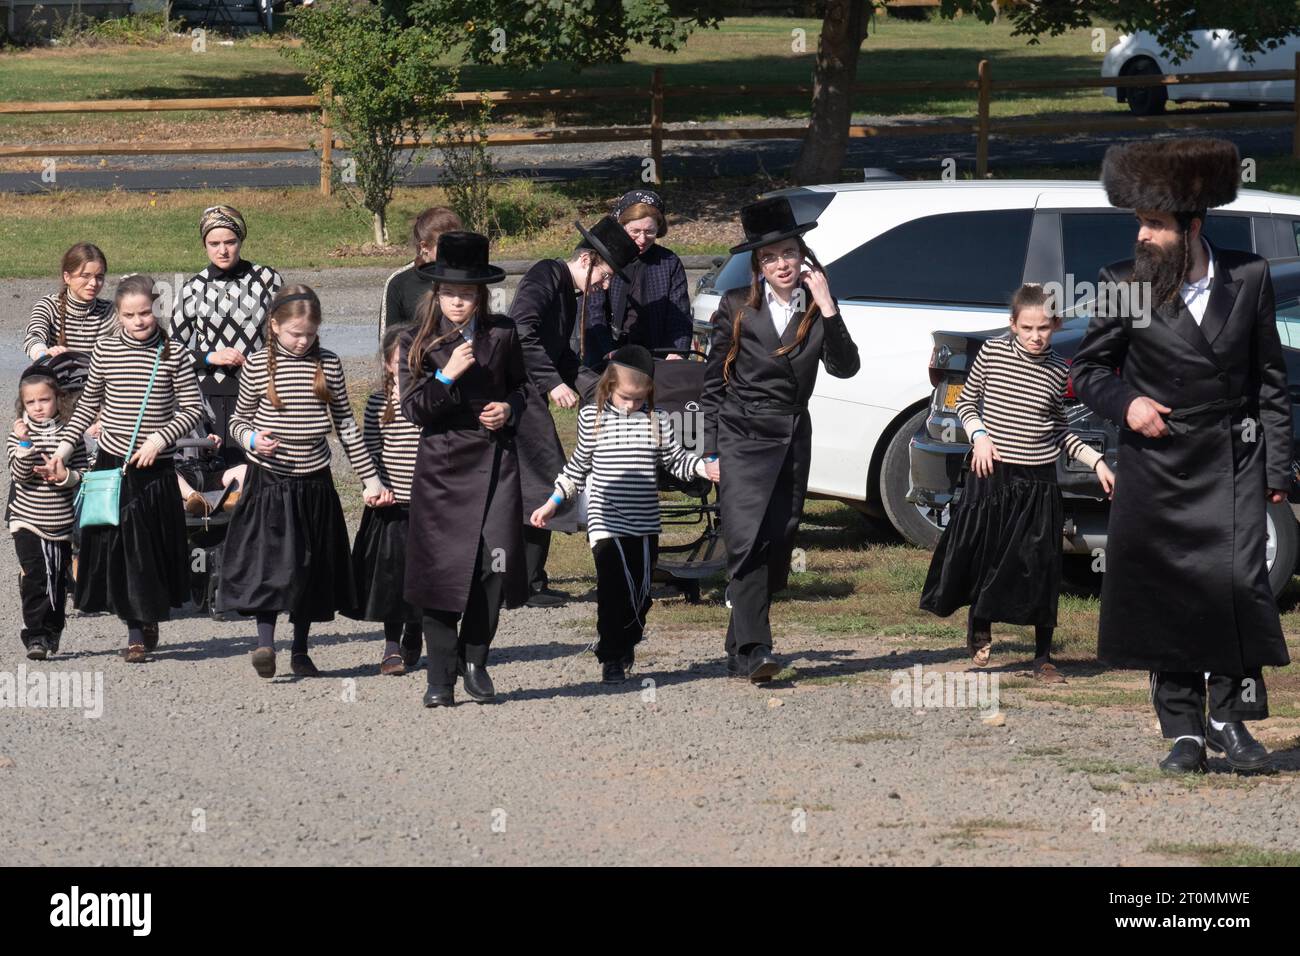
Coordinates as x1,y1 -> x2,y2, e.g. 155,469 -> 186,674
765,285 -> 798,338
1180,238 -> 1215,326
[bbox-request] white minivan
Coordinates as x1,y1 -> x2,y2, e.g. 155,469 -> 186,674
691,179 -> 1300,545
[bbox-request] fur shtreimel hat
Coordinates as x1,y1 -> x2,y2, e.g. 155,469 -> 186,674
1101,137 -> 1241,213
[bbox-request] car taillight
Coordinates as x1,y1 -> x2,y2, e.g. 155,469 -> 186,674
928,345 -> 942,387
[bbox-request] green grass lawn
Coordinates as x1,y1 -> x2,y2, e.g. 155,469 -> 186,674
0,15 -> 1127,146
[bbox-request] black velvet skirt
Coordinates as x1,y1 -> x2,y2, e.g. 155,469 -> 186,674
919,461 -> 1063,627
220,464 -> 358,621
345,503 -> 420,624
74,451 -> 190,622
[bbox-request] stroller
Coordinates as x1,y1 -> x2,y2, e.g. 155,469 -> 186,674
579,348 -> 727,603
175,437 -> 241,620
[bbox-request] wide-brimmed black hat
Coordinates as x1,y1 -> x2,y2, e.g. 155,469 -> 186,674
608,344 -> 655,379
417,231 -> 506,285
1102,137 -> 1240,213
575,215 -> 641,280
730,196 -> 817,255
19,351 -> 91,392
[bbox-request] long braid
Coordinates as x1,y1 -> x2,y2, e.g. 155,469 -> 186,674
381,366 -> 396,425
266,340 -> 282,409
57,286 -> 69,348
311,341 -> 333,404
722,258 -> 763,384
579,256 -> 594,363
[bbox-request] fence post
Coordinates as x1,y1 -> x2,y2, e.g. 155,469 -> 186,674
320,85 -> 334,197
650,67 -> 664,184
976,59 -> 990,178
1293,52 -> 1300,160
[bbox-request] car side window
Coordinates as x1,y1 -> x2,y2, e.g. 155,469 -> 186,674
825,209 -> 1033,306
1062,212 -> 1254,287
1291,221 -> 1300,257
1276,297 -> 1300,349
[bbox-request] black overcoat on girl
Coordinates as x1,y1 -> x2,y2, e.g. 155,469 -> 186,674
510,258 -> 581,531
399,315 -> 531,613
700,285 -> 860,585
1071,245 -> 1292,673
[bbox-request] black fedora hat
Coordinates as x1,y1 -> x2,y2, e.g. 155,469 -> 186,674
417,231 -> 506,285
575,215 -> 641,280
729,196 -> 817,255
20,350 -> 91,393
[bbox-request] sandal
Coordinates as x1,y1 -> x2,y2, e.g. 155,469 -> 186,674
122,644 -> 147,664
251,647 -> 276,679
380,653 -> 406,676
1032,658 -> 1067,684
291,653 -> 320,678
967,629 -> 993,668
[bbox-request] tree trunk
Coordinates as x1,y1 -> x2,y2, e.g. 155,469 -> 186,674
790,0 -> 871,186
373,208 -> 388,246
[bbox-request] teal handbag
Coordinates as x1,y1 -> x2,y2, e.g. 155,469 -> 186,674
76,344 -> 164,529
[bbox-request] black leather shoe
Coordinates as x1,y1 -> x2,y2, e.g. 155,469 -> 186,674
141,623 -> 159,652
462,662 -> 496,702
1158,738 -> 1208,774
525,590 -> 566,608
25,638 -> 48,661
726,653 -> 744,678
400,637 -> 422,669
423,685 -> 455,708
1206,721 -> 1272,772
744,647 -> 781,683
601,661 -> 627,684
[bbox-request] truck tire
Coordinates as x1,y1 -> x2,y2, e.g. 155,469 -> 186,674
1266,500 -> 1297,599
880,407 -> 944,550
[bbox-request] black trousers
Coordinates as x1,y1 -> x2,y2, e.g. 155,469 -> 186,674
1152,670 -> 1269,738
593,535 -> 658,663
724,447 -> 798,657
523,524 -> 551,592
422,538 -> 504,688
14,530 -> 70,647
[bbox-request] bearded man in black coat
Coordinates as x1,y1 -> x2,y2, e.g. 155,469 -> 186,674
1071,137 -> 1292,774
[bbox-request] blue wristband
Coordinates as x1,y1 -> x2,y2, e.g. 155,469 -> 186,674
203,353 -> 212,366
550,492 -> 564,505
248,431 -> 257,451
704,454 -> 718,462
435,369 -> 454,386
970,429 -> 987,441
17,440 -> 33,448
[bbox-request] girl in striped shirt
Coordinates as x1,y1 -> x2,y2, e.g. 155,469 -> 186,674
55,275 -> 205,663
347,326 -> 424,676
920,284 -> 1115,681
24,242 -> 116,361
531,345 -> 711,683
7,364 -> 88,660
222,285 -> 388,679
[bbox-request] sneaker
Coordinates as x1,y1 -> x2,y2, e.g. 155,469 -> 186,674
26,638 -> 49,661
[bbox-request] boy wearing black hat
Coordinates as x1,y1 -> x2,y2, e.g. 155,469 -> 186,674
1072,137 -> 1292,773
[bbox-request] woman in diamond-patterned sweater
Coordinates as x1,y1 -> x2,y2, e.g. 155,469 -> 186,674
170,205 -> 283,468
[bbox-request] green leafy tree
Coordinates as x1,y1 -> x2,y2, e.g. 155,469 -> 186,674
286,0 -> 459,244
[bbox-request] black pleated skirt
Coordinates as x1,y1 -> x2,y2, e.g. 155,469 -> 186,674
919,461 -> 1063,627
345,503 -> 420,624
74,451 -> 190,622
220,464 -> 358,621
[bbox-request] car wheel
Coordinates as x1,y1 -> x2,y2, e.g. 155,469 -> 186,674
1123,58 -> 1168,116
1266,500 -> 1297,599
881,407 -> 946,550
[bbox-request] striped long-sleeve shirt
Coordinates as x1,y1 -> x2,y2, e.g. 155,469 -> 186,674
7,416 -> 88,541
24,292 -> 116,360
229,342 -> 381,490
362,390 -> 420,504
57,330 -> 204,461
554,401 -> 709,544
955,335 -> 1102,469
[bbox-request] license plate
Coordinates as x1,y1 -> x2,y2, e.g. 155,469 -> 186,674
943,383 -> 963,411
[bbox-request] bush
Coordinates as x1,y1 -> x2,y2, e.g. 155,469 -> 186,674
52,11 -> 181,46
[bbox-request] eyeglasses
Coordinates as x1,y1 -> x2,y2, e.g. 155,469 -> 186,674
626,228 -> 658,240
758,251 -> 801,267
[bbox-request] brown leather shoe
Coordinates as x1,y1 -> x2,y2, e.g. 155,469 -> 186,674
251,647 -> 276,678
1032,658 -> 1066,683
222,491 -> 241,512
380,653 -> 406,676
122,644 -> 147,664
184,491 -> 211,518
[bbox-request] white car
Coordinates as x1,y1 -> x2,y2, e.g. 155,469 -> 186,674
691,179 -> 1300,545
1102,29 -> 1299,115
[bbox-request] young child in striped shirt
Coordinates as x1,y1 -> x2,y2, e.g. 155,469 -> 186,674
7,364 -> 88,659
530,345 -> 712,683
55,274 -> 205,662
346,326 -> 423,676
920,284 -> 1115,681
222,285 -> 388,679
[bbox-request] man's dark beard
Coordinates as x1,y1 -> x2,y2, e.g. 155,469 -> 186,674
1132,233 -> 1188,308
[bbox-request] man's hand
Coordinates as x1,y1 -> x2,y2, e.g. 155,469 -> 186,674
1268,488 -> 1287,504
1125,396 -> 1172,438
550,383 -> 578,409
